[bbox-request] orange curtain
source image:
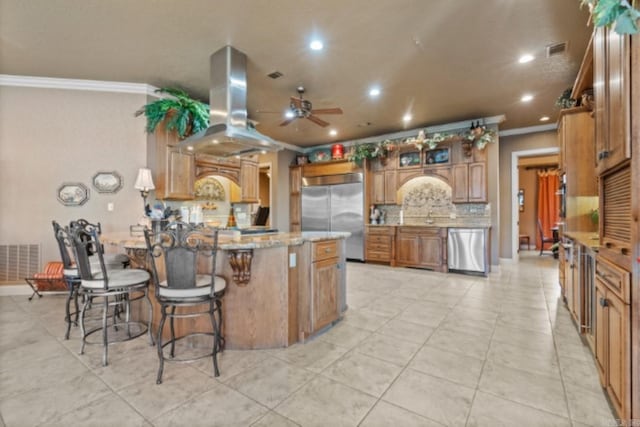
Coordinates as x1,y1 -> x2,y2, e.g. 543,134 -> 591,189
537,169 -> 560,249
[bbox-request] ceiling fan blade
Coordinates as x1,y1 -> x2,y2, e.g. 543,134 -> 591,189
279,118 -> 297,126
310,108 -> 343,115
290,97 -> 303,109
306,115 -> 330,127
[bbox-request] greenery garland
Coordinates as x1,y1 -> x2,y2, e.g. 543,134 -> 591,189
135,88 -> 209,139
581,0 -> 640,34
346,127 -> 496,165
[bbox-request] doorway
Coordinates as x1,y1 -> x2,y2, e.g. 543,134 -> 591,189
510,147 -> 559,261
258,163 -> 272,227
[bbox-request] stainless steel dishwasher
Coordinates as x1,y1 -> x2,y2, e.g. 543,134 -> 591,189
447,228 -> 488,276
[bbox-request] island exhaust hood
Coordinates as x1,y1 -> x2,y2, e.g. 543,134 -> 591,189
178,46 -> 282,157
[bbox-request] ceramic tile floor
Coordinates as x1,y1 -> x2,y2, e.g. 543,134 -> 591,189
0,252 -> 617,427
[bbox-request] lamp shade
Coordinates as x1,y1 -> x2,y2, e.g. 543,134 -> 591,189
134,168 -> 155,191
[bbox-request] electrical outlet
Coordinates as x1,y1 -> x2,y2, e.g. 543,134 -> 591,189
107,202 -> 114,212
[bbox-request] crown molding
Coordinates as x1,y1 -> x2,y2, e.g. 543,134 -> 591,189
0,74 -> 160,96
498,123 -> 557,137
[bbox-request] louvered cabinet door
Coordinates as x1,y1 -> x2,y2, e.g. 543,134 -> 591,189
599,164 -> 631,267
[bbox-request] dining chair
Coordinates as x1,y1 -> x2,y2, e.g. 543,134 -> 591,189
537,219 -> 555,256
144,221 -> 227,384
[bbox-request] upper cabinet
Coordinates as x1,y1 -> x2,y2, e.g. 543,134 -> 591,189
239,156 -> 259,203
148,120 -> 195,200
594,27 -> 631,174
451,162 -> 486,203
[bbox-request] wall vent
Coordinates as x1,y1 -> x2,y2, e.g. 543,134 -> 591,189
0,244 -> 40,283
267,71 -> 283,79
546,42 -> 568,57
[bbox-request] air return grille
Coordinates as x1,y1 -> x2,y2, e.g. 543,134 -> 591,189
0,244 -> 40,283
546,41 -> 568,57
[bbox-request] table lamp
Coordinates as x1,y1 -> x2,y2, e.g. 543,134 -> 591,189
134,168 -> 155,214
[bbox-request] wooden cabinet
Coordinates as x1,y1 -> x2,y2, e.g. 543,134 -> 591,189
365,225 -> 395,264
594,26 -> 631,175
240,157 -> 259,203
149,121 -> 195,200
599,165 -> 632,268
309,240 -> 340,333
396,227 -> 447,272
372,170 -> 396,204
289,166 -> 302,232
451,162 -> 486,203
595,266 -> 630,422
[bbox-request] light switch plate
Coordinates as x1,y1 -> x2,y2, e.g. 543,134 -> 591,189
289,253 -> 296,268
107,202 -> 114,212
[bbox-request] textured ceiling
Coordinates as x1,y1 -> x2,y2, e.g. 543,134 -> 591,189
0,0 -> 593,147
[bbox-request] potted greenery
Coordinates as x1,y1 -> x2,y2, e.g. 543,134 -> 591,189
135,88 -> 209,139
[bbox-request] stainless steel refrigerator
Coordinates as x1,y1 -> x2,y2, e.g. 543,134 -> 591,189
301,173 -> 364,260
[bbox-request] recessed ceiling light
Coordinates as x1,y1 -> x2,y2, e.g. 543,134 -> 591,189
519,54 -> 535,63
310,40 -> 324,51
540,116 -> 550,122
403,114 -> 412,122
211,139 -> 219,144
329,129 -> 337,136
369,87 -> 381,97
285,111 -> 294,119
260,150 -> 267,155
521,94 -> 534,102
186,146 -> 194,151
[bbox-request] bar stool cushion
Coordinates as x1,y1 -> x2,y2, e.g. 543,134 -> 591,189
81,269 -> 150,290
158,275 -> 226,299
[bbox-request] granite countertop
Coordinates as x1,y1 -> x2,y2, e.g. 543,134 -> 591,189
562,231 -> 600,250
367,223 -> 492,229
102,231 -> 350,251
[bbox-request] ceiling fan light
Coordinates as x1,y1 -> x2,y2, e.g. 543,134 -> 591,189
369,87 -> 381,97
285,111 -> 295,119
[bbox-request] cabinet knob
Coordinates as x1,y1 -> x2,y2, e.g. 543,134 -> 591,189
325,248 -> 331,253
598,150 -> 610,160
599,297 -> 608,307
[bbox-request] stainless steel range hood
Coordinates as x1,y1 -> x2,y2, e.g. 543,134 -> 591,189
178,46 -> 282,157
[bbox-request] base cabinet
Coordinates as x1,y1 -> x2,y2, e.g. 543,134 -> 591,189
396,227 -> 447,272
299,240 -> 341,337
595,267 -> 630,421
365,226 -> 395,264
312,257 -> 339,332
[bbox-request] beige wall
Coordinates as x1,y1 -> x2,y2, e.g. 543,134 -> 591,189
499,130 -> 558,259
0,85 -> 148,271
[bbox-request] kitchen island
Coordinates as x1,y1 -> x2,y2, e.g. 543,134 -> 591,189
102,231 -> 349,350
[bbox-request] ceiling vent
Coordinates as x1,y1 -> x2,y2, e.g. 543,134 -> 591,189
546,41 -> 568,57
267,71 -> 283,79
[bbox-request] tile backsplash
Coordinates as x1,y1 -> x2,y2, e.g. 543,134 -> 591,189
373,176 -> 490,226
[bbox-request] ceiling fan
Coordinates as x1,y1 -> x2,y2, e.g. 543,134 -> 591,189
280,86 -> 343,127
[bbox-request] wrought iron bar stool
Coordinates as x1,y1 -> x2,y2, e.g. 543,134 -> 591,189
71,225 -> 154,366
144,221 -> 227,384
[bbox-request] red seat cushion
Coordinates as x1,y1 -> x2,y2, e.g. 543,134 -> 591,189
33,262 -> 67,291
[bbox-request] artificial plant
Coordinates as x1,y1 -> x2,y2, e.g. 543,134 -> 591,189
135,88 -> 209,139
581,0 -> 640,34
